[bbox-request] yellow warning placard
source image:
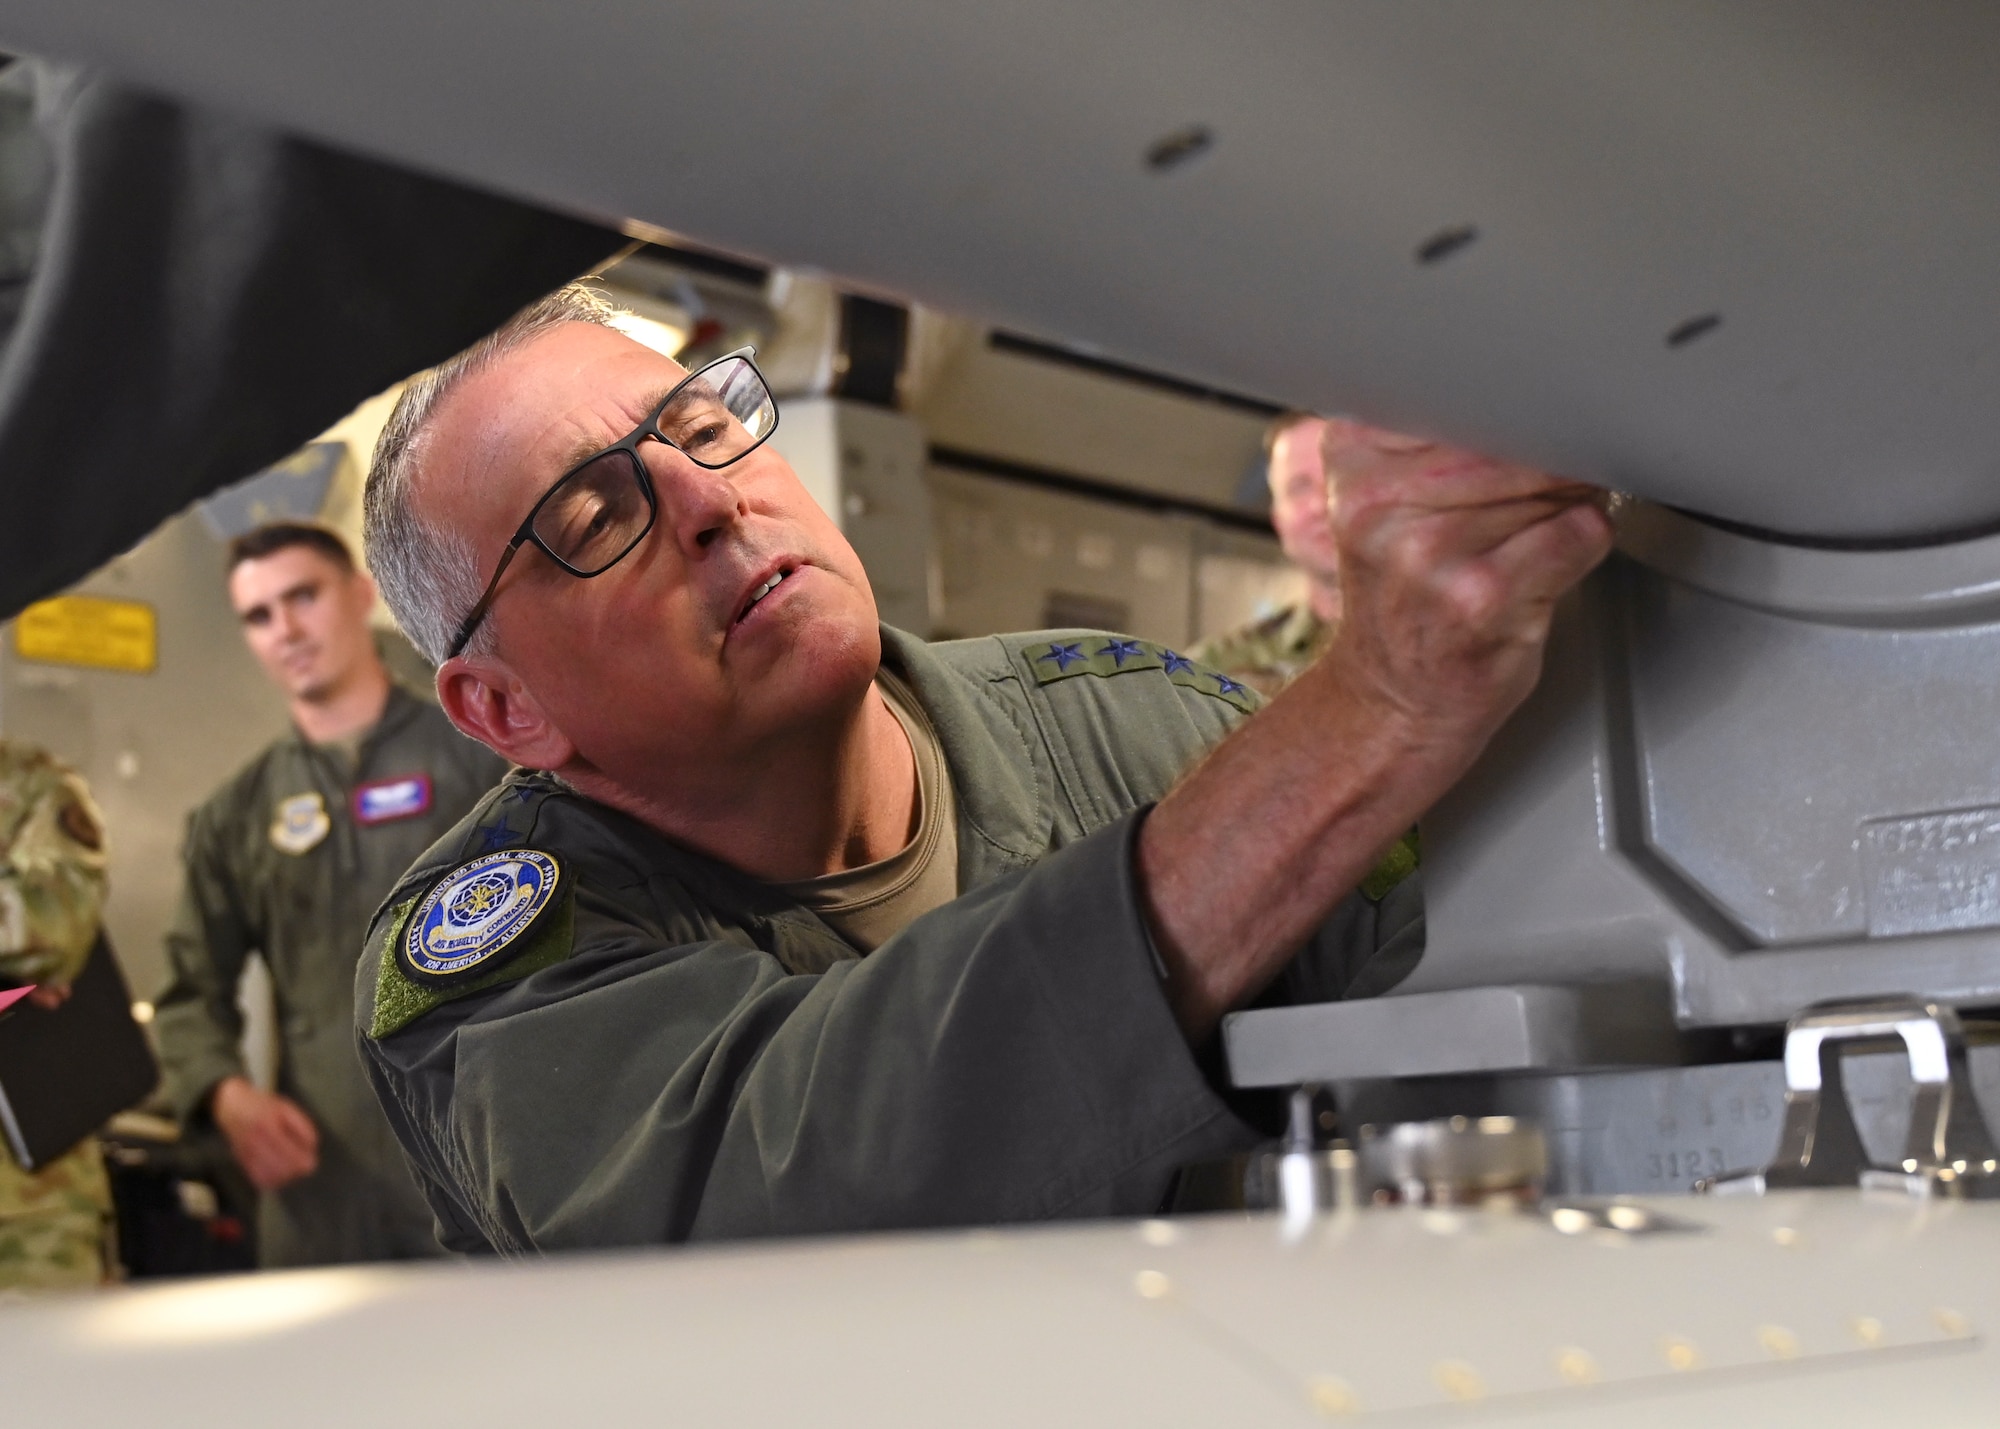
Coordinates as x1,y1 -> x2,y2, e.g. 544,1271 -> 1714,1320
13,595 -> 158,674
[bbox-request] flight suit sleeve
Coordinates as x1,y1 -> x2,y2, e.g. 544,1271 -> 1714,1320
151,802 -> 256,1124
360,813 -> 1260,1253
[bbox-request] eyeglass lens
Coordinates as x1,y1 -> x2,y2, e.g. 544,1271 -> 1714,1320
530,356 -> 776,574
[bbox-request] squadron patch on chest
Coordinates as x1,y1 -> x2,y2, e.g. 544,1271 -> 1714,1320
398,849 -> 563,988
1022,638 -> 1257,713
270,792 -> 331,855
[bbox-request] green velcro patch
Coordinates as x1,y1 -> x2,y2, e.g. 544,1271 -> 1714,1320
368,886 -> 575,1039
1023,638 -> 1257,714
1360,827 -> 1422,902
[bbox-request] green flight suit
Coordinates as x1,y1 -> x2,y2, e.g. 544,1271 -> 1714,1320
356,629 -> 1423,1254
1188,600 -> 1335,700
155,684 -> 507,1266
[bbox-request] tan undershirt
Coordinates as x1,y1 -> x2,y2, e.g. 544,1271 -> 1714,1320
773,671 -> 958,953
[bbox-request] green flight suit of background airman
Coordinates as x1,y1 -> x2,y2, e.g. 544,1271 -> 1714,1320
155,684 -> 506,1266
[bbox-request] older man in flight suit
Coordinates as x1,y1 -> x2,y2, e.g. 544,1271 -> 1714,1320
354,286 -> 1612,1254
153,523 -> 506,1266
0,743 -> 113,1289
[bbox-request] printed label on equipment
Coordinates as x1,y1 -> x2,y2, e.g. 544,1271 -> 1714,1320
1861,805 -> 2000,936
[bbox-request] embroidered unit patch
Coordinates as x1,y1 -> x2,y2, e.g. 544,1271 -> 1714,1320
1023,638 -> 1258,713
398,849 -> 562,988
269,792 -> 331,855
353,774 -> 433,825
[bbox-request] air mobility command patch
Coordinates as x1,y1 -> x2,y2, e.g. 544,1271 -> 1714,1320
369,849 -> 573,1039
1022,638 -> 1258,714
270,792 -> 331,854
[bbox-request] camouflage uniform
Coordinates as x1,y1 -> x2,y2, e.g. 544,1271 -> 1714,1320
0,743 -> 113,1291
1187,601 -> 1335,700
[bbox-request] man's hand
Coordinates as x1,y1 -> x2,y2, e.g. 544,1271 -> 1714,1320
1138,422 -> 1614,1040
1321,421 -> 1611,750
211,1075 -> 319,1191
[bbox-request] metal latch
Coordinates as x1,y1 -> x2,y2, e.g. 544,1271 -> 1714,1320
1697,997 -> 2000,1198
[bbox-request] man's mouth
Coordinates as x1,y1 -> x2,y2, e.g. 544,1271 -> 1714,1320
736,565 -> 797,624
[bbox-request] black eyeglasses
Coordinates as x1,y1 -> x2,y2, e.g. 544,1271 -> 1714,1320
445,347 -> 779,660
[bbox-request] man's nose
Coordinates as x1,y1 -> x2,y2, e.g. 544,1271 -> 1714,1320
646,443 -> 747,556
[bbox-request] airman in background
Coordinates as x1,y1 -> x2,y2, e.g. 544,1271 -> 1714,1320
152,522 -> 507,1267
0,742 -> 114,1291
1189,411 -> 1339,697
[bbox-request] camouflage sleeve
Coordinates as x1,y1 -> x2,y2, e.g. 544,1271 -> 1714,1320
0,758 -> 108,989
150,802 -> 254,1123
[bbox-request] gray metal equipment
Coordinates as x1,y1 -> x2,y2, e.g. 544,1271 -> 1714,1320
1228,499 -> 2000,1192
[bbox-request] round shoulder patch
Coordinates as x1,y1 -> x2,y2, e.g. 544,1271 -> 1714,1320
398,849 -> 563,988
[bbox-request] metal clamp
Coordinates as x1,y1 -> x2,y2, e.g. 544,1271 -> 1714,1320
1697,997 -> 2000,1198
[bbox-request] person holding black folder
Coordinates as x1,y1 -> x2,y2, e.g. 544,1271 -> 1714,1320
0,741 -> 115,1290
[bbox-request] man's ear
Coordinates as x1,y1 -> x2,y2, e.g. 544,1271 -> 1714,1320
436,654 -> 576,770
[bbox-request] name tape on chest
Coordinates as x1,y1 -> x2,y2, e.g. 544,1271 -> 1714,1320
270,792 -> 331,855
1022,638 -> 1257,713
398,849 -> 563,988
354,773 -> 434,825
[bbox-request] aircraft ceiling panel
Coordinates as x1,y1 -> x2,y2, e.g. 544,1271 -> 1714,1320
1,1 -> 1995,540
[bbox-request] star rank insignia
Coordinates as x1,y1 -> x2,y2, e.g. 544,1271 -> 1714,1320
1021,637 -> 1258,714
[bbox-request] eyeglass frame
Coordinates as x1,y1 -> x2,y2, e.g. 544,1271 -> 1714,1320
443,345 -> 780,660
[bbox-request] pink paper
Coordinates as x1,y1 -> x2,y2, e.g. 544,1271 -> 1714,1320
0,986 -> 34,1015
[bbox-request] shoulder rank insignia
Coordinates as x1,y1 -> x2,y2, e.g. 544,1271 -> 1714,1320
1023,638 -> 1258,714
270,792 -> 331,855
398,849 -> 563,988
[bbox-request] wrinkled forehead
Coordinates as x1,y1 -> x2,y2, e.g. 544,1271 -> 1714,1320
419,322 -> 688,544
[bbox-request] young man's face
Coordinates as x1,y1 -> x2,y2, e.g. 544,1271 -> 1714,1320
229,545 -> 379,704
1267,418 -> 1339,585
422,320 -> 881,784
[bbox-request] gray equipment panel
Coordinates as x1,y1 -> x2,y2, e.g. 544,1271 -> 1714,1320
2,4 -> 1999,539
1408,503 -> 2000,1029
1225,984 -> 1678,1087
1338,1041 -> 2000,1198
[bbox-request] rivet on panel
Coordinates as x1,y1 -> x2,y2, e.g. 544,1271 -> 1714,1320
1550,1207 -> 1592,1236
1850,1317 -> 1885,1347
1758,1325 -> 1800,1360
1139,1219 -> 1181,1248
1307,1376 -> 1359,1417
1415,224 -> 1479,265
1771,1226 -> 1800,1247
1934,1308 -> 1972,1338
1661,1337 -> 1701,1372
1554,1347 -> 1598,1384
1144,125 -> 1214,173
1665,313 -> 1723,348
1433,1361 -> 1485,1401
1133,1269 -> 1172,1300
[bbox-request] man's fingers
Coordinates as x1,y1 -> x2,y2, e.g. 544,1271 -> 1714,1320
1330,439 -> 1601,520
1484,499 -> 1616,601
1369,493 -> 1606,569
274,1099 -> 319,1155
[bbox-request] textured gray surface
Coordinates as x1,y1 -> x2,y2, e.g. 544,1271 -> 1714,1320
6,1193 -> 2000,1424
1397,503 -> 2000,1028
1224,984 -> 1678,1087
1339,1043 -> 2000,1198
0,4 -> 1995,538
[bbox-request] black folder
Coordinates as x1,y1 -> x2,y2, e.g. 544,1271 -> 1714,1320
0,936 -> 159,1170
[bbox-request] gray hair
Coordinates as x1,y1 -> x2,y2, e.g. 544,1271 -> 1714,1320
364,282 -> 620,664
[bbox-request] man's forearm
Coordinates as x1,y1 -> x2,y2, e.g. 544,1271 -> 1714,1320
1136,653 -> 1476,1040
